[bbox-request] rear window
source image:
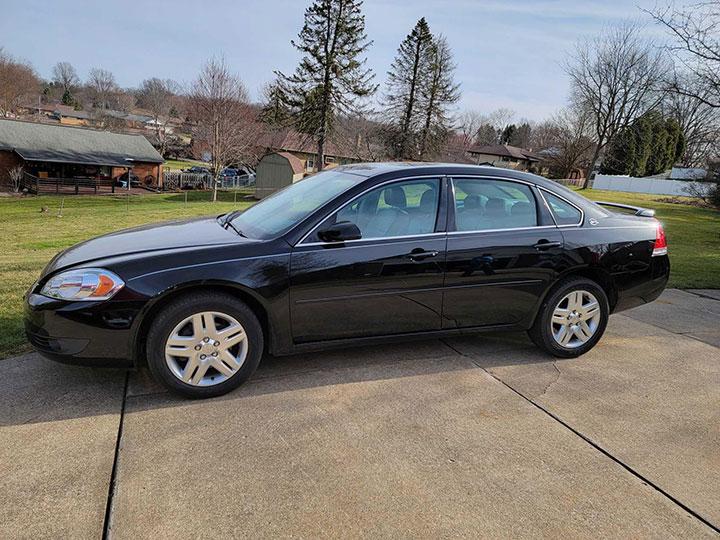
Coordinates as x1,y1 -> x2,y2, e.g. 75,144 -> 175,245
453,178 -> 538,231
543,191 -> 583,225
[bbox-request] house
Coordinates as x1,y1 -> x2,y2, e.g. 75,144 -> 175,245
0,118 -> 164,192
17,103 -> 94,126
466,143 -> 541,172
254,152 -> 305,199
263,130 -> 363,173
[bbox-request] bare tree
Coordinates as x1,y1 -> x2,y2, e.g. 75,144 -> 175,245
541,106 -> 596,179
454,107 -> 516,150
565,22 -> 667,187
647,1 -> 720,108
663,73 -> 720,165
8,165 -> 24,192
87,68 -> 118,109
456,110 -> 484,148
136,78 -> 180,156
0,48 -> 40,116
190,58 -> 261,202
52,62 -> 79,92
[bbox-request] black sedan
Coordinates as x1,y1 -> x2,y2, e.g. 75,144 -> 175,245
25,164 -> 669,398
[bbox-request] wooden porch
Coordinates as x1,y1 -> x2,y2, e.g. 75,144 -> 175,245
20,172 -> 118,195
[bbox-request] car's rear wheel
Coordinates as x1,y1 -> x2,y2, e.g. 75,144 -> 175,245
528,277 -> 609,358
146,292 -> 263,398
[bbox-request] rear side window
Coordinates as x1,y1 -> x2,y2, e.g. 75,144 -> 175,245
543,191 -> 583,226
453,178 -> 538,231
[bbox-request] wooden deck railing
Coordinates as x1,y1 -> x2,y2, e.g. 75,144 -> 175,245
21,172 -> 116,195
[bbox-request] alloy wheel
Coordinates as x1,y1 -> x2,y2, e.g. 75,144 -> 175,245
550,290 -> 602,349
164,311 -> 248,386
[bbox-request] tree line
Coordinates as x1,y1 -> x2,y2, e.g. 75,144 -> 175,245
1,0 -> 719,192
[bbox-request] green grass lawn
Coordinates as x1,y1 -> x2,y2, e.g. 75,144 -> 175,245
0,190 -> 254,359
577,188 -> 720,289
0,187 -> 717,359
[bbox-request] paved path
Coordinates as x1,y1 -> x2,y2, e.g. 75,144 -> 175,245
1,290 -> 718,538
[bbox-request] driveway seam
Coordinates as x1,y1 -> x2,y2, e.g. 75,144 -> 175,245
439,338 -> 720,535
102,371 -> 129,540
619,313 -> 720,349
683,290 -> 720,302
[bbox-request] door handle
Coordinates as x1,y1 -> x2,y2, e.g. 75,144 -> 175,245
408,249 -> 439,261
533,240 -> 562,250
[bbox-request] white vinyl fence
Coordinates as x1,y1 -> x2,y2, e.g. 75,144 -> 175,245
593,174 -> 711,197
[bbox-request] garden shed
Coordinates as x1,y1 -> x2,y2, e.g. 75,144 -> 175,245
254,151 -> 305,199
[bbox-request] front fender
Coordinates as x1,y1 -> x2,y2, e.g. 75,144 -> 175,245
125,253 -> 291,364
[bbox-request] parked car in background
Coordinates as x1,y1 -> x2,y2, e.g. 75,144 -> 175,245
184,166 -> 212,176
25,163 -> 669,399
116,171 -> 140,188
219,167 -> 256,188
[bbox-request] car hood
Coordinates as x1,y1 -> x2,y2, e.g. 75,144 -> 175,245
42,216 -> 247,277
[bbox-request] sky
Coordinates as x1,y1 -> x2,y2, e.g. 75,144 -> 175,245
1,0 -> 663,122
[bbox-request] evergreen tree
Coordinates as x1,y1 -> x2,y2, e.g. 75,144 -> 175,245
500,124 -> 516,145
260,80 -> 291,126
475,123 -> 499,146
383,18 -> 433,159
631,113 -> 653,176
510,122 -> 532,148
61,89 -> 74,106
418,36 -> 460,159
278,0 -> 377,170
602,111 -> 687,176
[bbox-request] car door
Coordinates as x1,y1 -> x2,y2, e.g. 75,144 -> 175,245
442,176 -> 565,329
290,177 -> 447,343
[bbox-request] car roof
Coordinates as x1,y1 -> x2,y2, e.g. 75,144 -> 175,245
338,162 -> 553,187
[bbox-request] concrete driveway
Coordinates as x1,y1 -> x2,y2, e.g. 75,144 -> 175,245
1,289 -> 718,538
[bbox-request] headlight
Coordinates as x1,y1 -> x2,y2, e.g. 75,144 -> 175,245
40,268 -> 125,302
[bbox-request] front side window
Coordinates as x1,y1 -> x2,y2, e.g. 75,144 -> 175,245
315,179 -> 440,241
543,191 -> 583,226
453,178 -> 538,231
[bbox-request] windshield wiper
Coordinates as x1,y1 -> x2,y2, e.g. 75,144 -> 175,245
220,211 -> 247,237
225,219 -> 247,237
222,209 -> 243,224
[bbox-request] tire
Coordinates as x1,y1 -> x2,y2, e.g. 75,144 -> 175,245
146,292 -> 264,398
528,277 -> 609,358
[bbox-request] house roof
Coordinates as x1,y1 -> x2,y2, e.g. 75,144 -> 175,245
467,144 -> 540,162
260,129 -> 363,161
0,119 -> 163,167
274,151 -> 304,175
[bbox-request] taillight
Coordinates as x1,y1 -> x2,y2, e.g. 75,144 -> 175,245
652,223 -> 667,256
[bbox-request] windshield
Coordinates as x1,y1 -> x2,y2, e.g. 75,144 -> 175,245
229,170 -> 363,239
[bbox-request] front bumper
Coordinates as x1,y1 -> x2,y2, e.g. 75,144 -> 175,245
24,293 -> 139,368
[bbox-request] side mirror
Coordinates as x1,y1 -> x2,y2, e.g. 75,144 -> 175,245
318,221 -> 362,243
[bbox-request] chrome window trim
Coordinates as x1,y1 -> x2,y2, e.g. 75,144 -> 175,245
448,175 -> 548,234
447,225 -> 558,236
297,175 -> 445,246
298,233 -> 447,250
296,173 -> 587,247
537,187 -> 584,227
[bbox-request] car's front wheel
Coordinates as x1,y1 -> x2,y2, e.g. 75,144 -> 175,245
528,277 -> 609,358
146,292 -> 263,398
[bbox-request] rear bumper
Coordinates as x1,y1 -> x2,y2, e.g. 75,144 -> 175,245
613,255 -> 670,313
24,293 -> 137,368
